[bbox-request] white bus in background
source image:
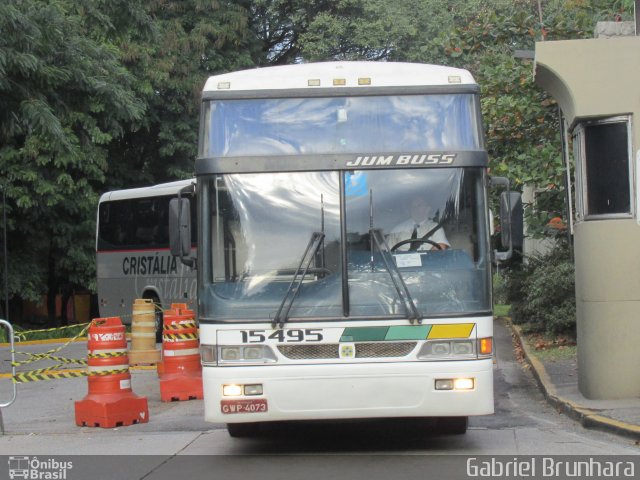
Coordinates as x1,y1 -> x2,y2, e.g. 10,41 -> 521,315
96,179 -> 196,337
171,61 -> 519,437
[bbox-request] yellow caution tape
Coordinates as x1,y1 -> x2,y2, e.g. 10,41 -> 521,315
12,323 -> 90,342
163,333 -> 199,341
87,368 -> 129,377
13,322 -> 91,339
13,369 -> 88,383
8,324 -> 91,383
12,367 -> 130,383
12,355 -> 87,367
87,351 -> 127,359
19,365 -> 70,375
163,322 -> 197,331
13,323 -> 91,365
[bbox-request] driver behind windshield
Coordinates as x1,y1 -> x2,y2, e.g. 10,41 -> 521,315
386,195 -> 450,251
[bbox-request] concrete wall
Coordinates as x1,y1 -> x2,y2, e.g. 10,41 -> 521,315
535,37 -> 640,129
574,221 -> 640,399
535,37 -> 640,399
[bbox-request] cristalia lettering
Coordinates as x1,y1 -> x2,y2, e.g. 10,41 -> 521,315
122,255 -> 178,276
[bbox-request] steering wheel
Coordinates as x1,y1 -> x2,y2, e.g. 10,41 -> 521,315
391,238 -> 443,252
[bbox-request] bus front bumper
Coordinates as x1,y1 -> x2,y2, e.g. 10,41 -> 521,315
203,359 -> 494,424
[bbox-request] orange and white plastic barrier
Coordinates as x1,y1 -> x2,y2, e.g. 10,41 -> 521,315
75,317 -> 149,428
158,304 -> 203,402
128,299 -> 161,365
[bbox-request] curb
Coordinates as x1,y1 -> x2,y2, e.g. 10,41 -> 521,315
507,319 -> 640,441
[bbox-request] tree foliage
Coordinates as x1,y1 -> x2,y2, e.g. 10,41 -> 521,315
105,0 -> 259,190
507,245 -> 576,335
0,0 -> 261,320
0,0 -> 148,313
0,0 -> 634,322
293,0 -> 633,236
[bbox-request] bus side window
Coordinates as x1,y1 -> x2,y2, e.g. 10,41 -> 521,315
153,198 -> 170,246
98,202 -> 132,249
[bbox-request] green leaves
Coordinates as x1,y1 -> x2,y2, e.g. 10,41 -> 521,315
409,0 -> 623,237
0,0 -> 630,321
0,0 -> 151,309
508,246 -> 576,335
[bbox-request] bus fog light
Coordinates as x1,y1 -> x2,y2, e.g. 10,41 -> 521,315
223,384 -> 243,396
220,347 -> 242,361
244,384 -> 263,396
200,344 -> 216,365
435,379 -> 454,390
453,378 -> 475,390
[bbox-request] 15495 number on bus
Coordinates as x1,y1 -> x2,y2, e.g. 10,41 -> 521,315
240,329 -> 324,343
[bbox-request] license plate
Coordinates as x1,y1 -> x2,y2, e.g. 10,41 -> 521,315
221,399 -> 268,414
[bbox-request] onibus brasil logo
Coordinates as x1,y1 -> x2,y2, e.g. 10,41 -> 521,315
8,456 -> 73,480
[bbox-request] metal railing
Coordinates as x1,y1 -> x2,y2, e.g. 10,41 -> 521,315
0,318 -> 17,434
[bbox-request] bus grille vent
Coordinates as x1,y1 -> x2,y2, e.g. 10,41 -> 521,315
355,342 -> 417,358
277,342 -> 417,360
277,344 -> 339,360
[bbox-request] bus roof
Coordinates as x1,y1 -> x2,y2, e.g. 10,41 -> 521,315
99,179 -> 194,203
203,61 -> 476,94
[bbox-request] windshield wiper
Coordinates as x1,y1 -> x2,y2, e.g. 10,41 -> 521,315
369,228 -> 422,324
272,231 -> 325,328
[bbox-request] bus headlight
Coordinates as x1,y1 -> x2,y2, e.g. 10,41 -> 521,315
218,345 -> 277,364
221,347 -> 242,361
200,344 -> 217,365
418,340 -> 476,360
452,341 -> 474,355
432,342 -> 451,356
244,346 -> 264,360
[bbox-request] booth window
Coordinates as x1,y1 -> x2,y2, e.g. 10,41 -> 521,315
574,117 -> 631,219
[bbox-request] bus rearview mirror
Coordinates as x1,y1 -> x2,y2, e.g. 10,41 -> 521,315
169,198 -> 193,261
499,192 -> 523,251
490,177 -> 523,262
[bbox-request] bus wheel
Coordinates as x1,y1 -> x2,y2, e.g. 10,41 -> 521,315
436,416 -> 468,435
227,423 -> 261,438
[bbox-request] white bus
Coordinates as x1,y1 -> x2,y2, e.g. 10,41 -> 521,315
171,62 -> 517,436
96,180 -> 197,337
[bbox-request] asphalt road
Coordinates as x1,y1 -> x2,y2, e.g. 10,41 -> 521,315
0,319 -> 638,480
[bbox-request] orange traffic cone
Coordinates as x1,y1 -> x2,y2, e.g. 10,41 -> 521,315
75,317 -> 149,428
158,304 -> 203,402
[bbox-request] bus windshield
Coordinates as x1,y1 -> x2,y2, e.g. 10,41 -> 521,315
201,94 -> 480,157
199,168 -> 490,322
